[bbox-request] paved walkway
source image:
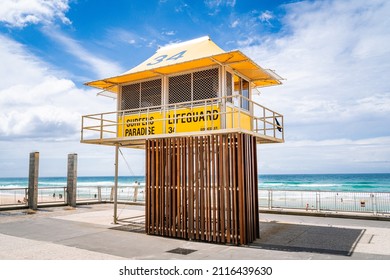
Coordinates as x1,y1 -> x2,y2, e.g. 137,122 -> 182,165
0,204 -> 389,260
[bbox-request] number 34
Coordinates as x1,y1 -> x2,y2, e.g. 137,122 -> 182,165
147,50 -> 187,66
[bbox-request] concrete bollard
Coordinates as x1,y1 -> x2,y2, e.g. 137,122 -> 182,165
28,152 -> 39,210
67,153 -> 77,207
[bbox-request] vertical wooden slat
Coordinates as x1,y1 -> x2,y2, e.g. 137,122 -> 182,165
212,134 -> 217,242
219,134 -> 225,243
169,138 -> 173,236
232,134 -> 238,244
214,135 -> 220,243
145,140 -> 150,234
199,137 -> 205,240
208,135 -> 212,241
172,138 -> 176,237
253,136 -> 260,239
238,133 -> 247,245
226,134 -> 232,244
194,136 -> 199,240
247,134 -> 254,242
177,138 -> 181,238
183,137 -> 187,239
161,139 -> 165,235
164,139 -> 168,236
151,139 -> 156,234
188,137 -> 194,240
204,137 -> 210,241
157,140 -> 161,235
243,135 -> 250,242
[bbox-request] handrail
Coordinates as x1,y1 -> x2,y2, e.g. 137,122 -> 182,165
81,95 -> 284,143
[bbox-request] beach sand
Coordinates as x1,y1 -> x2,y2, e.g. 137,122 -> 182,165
0,192 -> 66,207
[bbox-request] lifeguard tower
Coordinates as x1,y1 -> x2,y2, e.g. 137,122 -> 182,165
81,36 -> 284,245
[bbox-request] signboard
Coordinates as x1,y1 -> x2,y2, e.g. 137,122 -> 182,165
118,106 -> 220,137
166,106 -> 220,134
118,111 -> 164,137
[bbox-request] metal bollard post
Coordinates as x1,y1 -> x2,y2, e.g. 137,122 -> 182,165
316,192 -> 320,212
133,185 -> 139,202
98,187 -> 102,202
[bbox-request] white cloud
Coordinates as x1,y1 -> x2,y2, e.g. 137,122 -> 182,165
163,30 -> 176,36
174,3 -> 189,13
238,0 -> 390,174
0,34 -> 116,141
0,34 -> 46,88
108,28 -> 143,46
231,19 -> 239,28
0,34 -> 121,176
244,0 -> 390,141
204,0 -> 235,9
258,136 -> 390,174
259,10 -> 273,24
0,0 -> 70,27
43,29 -> 124,78
1,0 -> 389,176
204,0 -> 235,15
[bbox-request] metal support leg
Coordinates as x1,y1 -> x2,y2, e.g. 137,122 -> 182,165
114,145 -> 119,224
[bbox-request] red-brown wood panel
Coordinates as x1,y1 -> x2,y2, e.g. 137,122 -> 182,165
145,133 -> 259,245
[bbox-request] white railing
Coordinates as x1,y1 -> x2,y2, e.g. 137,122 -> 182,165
259,190 -> 390,215
0,185 -> 145,208
81,95 -> 284,144
2,186 -> 389,217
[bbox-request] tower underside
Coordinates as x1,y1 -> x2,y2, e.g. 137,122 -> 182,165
145,132 -> 259,245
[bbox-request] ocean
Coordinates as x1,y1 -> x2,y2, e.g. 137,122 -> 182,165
0,173 -> 389,193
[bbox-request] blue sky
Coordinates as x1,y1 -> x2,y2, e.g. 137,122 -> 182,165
0,0 -> 389,177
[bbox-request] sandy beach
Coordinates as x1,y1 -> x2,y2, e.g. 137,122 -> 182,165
0,191 -> 66,207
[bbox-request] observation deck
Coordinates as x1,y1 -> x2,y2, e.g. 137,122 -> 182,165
81,36 -> 284,149
81,95 -> 284,149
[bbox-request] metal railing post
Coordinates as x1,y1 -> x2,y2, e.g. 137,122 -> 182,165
372,193 -> 377,216
121,111 -> 125,137
174,104 -> 177,133
263,107 -> 266,136
133,185 -> 139,202
316,191 -> 320,211
24,188 -> 28,205
100,114 -> 104,140
98,187 -> 102,202
268,190 -> 271,209
81,116 -> 84,141
273,112 -> 276,138
146,108 -> 149,136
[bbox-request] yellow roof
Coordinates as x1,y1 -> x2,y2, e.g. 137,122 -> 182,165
85,36 -> 282,94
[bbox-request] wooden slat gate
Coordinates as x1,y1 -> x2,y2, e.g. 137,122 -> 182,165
145,133 -> 259,245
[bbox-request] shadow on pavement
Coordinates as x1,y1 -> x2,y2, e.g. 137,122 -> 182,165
251,222 -> 364,256
109,217 -> 364,256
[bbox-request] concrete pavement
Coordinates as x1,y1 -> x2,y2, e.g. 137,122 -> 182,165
0,204 -> 389,260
